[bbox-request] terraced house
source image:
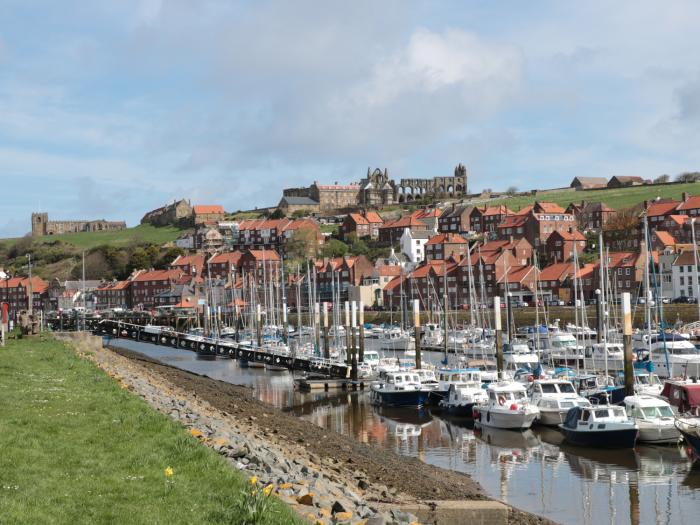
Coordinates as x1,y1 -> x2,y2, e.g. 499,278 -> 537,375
0,276 -> 49,316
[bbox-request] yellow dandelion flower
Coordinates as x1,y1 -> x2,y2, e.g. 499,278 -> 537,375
164,467 -> 174,477
263,484 -> 273,497
249,475 -> 257,486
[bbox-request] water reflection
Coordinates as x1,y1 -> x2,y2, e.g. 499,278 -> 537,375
112,339 -> 700,525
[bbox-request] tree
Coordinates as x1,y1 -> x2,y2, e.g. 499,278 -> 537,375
675,172 -> 700,183
654,174 -> 670,184
506,186 -> 518,195
269,208 -> 286,220
320,239 -> 348,258
285,228 -> 320,260
291,209 -> 308,218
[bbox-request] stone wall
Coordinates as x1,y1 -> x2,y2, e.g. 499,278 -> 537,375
141,199 -> 193,227
31,212 -> 126,236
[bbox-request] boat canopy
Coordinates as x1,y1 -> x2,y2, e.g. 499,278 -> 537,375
649,334 -> 689,344
563,406 -> 582,429
661,381 -> 700,413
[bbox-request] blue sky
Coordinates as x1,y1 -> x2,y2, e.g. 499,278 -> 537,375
2,1 -> 700,237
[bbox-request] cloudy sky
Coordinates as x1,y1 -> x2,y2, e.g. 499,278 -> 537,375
1,1 -> 700,237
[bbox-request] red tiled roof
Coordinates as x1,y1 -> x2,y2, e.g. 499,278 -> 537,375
348,213 -> 368,225
208,251 -> 244,265
677,195 -> 700,210
646,200 -> 680,217
539,262 -> 575,281
575,263 -> 596,279
654,231 -> 676,246
534,202 -> 566,214
665,214 -> 688,226
481,205 -> 512,216
425,233 -> 468,245
131,269 -> 183,282
364,211 -> 383,223
1,276 -> 48,293
550,230 -> 586,241
376,265 -> 402,277
246,249 -> 281,261
498,215 -> 528,228
193,205 -> 224,215
514,205 -> 534,216
173,300 -> 195,308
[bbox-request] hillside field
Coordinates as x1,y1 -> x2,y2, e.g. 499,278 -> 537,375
0,224 -> 186,251
486,181 -> 700,211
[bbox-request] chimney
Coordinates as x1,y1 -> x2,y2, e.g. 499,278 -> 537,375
683,192 -> 689,202
509,235 -> 514,244
643,199 -> 649,210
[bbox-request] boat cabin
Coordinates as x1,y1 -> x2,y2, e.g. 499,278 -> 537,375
563,405 -> 628,429
383,372 -> 421,390
624,395 -> 674,420
661,380 -> 700,415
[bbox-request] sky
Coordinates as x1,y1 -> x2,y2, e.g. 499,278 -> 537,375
2,0 -> 700,237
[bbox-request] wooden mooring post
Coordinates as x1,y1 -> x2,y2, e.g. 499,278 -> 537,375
494,296 -> 503,378
622,292 -> 634,396
344,301 -> 351,366
256,304 -> 262,348
358,300 -> 365,363
413,299 -> 422,370
322,301 -> 330,359
351,301 -> 358,383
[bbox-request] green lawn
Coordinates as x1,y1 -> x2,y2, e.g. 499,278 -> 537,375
486,181 -> 700,211
0,336 -> 301,524
32,224 -> 186,249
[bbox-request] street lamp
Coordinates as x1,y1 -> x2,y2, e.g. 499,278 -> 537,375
26,254 -> 33,315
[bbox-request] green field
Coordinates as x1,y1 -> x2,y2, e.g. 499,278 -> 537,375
486,181 -> 700,212
0,336 -> 300,524
22,224 -> 186,250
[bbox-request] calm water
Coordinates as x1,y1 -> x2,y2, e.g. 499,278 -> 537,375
111,339 -> 700,525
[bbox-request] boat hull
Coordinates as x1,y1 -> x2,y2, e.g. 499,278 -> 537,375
442,402 -> 476,417
559,426 -> 638,448
370,389 -> 430,408
676,421 -> 700,456
475,407 -> 538,430
637,422 -> 680,444
537,408 -> 568,426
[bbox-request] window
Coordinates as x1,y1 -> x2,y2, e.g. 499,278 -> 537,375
681,276 -> 685,285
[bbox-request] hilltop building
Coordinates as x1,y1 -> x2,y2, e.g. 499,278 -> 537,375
31,213 -> 126,237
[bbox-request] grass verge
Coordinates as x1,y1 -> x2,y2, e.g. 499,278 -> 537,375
0,335 -> 301,524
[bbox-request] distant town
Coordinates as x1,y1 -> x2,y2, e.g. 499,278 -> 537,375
2,166 -> 700,320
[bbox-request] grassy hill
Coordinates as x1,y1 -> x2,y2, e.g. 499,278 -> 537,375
0,224 -> 186,251
486,181 -> 700,211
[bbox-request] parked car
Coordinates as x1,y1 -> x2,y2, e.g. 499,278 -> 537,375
548,299 -> 565,306
671,296 -> 696,304
514,300 -> 529,308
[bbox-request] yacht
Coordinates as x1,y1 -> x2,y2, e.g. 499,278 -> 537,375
624,395 -> 679,444
473,382 -> 540,430
370,371 -> 430,408
586,342 -> 624,371
546,332 -> 585,368
559,405 -> 638,448
361,350 -> 381,370
648,334 -> 700,378
528,379 -> 591,426
414,368 -> 439,391
379,327 -> 415,351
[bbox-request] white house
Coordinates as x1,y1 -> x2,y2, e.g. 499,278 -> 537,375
671,249 -> 700,299
400,228 -> 432,264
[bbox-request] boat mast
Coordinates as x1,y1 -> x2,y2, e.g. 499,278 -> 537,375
598,231 -> 609,379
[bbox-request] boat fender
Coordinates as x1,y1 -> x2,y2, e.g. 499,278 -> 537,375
498,395 -> 506,406
510,403 -> 518,411
527,375 -> 534,382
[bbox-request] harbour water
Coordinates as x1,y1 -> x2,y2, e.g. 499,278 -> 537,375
112,339 -> 700,525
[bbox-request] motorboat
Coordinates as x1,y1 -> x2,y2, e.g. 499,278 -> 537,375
421,323 -> 443,346
473,382 -> 540,430
357,361 -> 374,379
432,368 -> 483,404
559,405 -> 638,448
504,341 -> 540,371
379,327 -> 415,351
649,334 -> 700,378
414,368 -> 439,391
528,379 -> 591,426
661,380 -> 700,416
370,371 -> 431,408
631,370 -> 664,397
439,379 -> 488,417
623,395 -> 680,444
674,417 -> 700,457
361,349 -> 381,370
546,332 -> 585,367
586,342 -> 624,371
376,357 -> 400,374
572,374 -> 626,405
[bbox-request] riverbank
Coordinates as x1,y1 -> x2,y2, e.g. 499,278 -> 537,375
62,333 -> 555,525
0,334 -> 301,524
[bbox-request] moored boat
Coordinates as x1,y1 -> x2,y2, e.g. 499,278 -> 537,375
624,395 -> 680,444
473,381 -> 539,430
528,379 -> 590,426
370,371 -> 431,408
559,405 -> 638,449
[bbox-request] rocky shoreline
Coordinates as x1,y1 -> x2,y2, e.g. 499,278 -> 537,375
62,334 -> 554,525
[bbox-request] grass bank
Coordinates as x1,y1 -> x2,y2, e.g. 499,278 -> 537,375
0,335 -> 301,524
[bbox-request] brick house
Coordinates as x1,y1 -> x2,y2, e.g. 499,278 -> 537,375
94,280 -> 132,310
170,253 -> 205,278
229,218 -> 322,254
424,233 -> 469,262
340,211 -> 383,240
675,192 -> 700,217
316,255 -> 374,302
193,205 -> 225,225
378,212 -> 432,244
0,276 -> 49,317
207,251 -> 244,279
538,262 -> 576,303
408,259 -> 460,309
129,269 -> 184,309
522,202 -> 577,253
496,265 -> 540,303
607,176 -> 646,188
545,229 -> 587,264
644,199 -> 681,228
238,250 -> 282,284
470,205 -> 513,234
581,251 -> 653,300
570,177 -> 608,190
438,204 -> 474,234
567,201 -> 616,231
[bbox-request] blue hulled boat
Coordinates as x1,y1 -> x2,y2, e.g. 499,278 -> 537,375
370,371 -> 431,408
559,405 -> 638,448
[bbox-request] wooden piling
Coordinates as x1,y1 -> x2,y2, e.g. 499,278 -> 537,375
351,301 -> 358,383
314,302 -> 321,354
595,289 -> 602,344
282,302 -> 288,344
494,297 -> 503,378
344,301 -> 351,366
622,292 -> 634,396
358,300 -> 365,363
256,304 -> 262,348
413,299 -> 422,370
322,301 -> 330,360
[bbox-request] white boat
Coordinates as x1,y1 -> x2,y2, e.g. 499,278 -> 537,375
504,341 -> 540,371
624,395 -> 679,444
421,323 -> 443,346
438,374 -> 488,416
474,382 -> 540,430
528,379 -> 590,426
361,350 -> 381,370
380,327 -> 415,351
357,361 -> 374,379
632,371 -> 664,397
376,357 -> 400,374
648,334 -> 700,378
546,332 -> 585,366
414,368 -> 439,390
586,342 -> 624,371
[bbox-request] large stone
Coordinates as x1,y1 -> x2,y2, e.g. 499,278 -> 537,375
296,492 -> 315,506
